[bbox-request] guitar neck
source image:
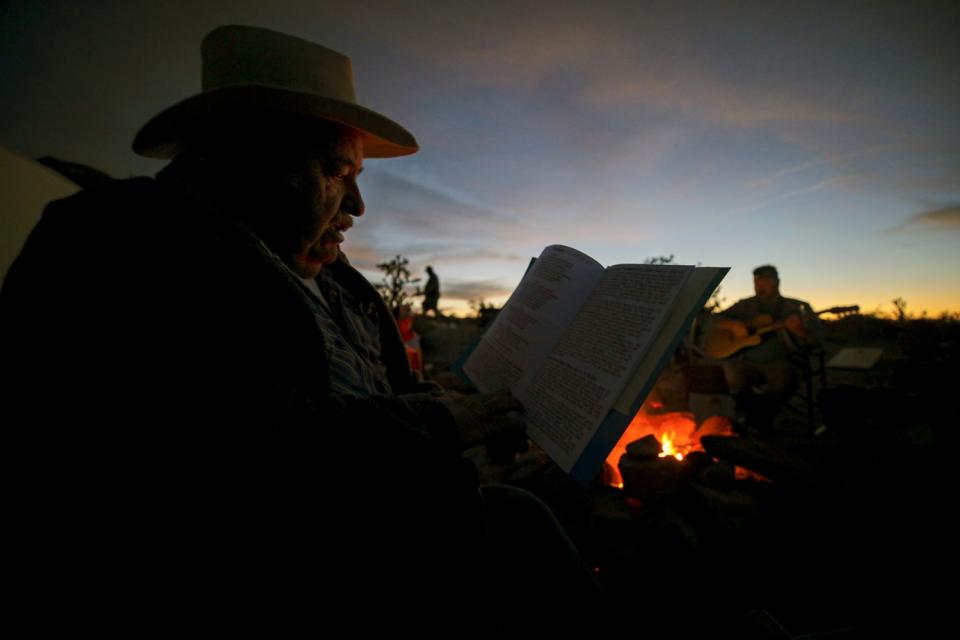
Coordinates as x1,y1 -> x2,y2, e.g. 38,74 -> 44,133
755,321 -> 788,336
754,306 -> 857,336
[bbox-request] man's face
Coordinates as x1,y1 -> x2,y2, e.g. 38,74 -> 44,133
754,275 -> 779,300
280,130 -> 365,279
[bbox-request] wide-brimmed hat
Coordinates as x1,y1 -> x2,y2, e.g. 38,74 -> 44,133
133,25 -> 419,159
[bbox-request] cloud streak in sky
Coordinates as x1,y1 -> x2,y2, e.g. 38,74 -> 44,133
578,73 -> 877,131
433,16 -> 880,136
344,168 -> 536,274
733,174 -> 865,216
746,144 -> 899,190
886,205 -> 960,234
360,168 -> 524,234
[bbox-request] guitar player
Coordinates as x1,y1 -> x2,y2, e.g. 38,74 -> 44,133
710,265 -> 823,431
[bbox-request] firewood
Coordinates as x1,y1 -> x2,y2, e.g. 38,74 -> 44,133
700,435 -> 824,488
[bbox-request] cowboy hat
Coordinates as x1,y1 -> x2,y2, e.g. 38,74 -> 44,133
133,25 -> 418,159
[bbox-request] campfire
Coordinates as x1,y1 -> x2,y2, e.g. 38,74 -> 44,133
602,402 -> 739,489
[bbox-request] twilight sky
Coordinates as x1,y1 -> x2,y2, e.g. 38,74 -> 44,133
3,1 -> 958,316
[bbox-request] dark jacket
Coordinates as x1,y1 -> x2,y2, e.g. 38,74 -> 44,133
1,166 -> 486,632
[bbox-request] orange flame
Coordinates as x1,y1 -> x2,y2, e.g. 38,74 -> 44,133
658,431 -> 683,460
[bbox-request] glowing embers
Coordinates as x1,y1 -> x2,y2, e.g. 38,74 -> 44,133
602,408 -> 736,490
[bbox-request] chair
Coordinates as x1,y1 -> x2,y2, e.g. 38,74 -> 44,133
779,344 -> 827,433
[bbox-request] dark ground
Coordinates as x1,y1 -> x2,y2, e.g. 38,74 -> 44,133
417,313 -> 960,639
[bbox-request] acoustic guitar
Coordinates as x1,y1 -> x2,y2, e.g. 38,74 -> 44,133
703,305 -> 858,359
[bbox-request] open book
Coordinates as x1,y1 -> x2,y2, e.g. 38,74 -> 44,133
463,245 -> 728,485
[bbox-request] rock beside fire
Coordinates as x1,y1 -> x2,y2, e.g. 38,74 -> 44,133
625,434 -> 662,459
687,481 -> 760,518
695,458 -> 736,491
618,454 -> 686,501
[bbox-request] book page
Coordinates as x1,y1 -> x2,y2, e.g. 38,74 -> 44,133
613,266 -> 728,413
463,245 -> 605,394
524,264 -> 693,471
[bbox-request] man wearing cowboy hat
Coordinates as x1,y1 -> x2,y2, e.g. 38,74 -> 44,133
1,25 -> 604,634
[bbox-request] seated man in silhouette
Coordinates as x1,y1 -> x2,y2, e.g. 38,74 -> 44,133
712,265 -> 822,430
1,25 -> 605,635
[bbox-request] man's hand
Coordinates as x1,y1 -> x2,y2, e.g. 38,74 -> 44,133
783,314 -> 807,339
441,389 -> 527,451
429,370 -> 475,393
